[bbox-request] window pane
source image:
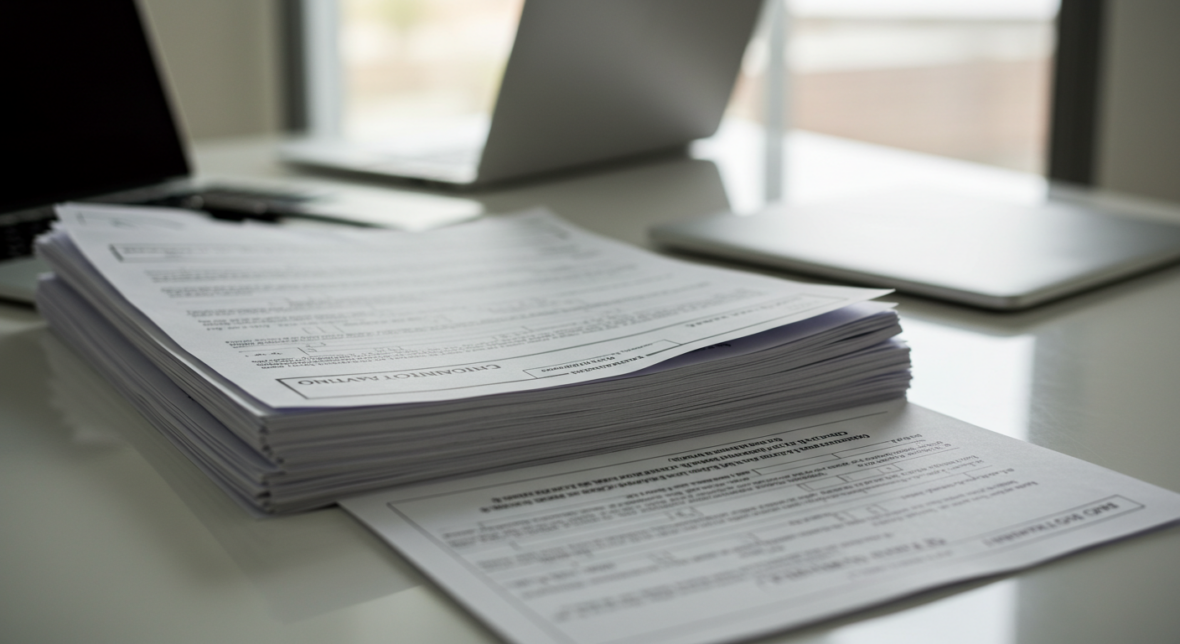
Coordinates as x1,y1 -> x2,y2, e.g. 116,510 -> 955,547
786,0 -> 1058,174
339,0 -> 524,139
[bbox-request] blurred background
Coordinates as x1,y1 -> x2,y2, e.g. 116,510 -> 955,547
333,0 -> 1056,173
137,0 -> 1179,202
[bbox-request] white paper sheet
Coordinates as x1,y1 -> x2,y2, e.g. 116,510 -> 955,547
342,403 -> 1180,644
49,204 -> 888,409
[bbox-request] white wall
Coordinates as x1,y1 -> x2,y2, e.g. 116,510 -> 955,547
1096,0 -> 1180,203
138,0 -> 283,142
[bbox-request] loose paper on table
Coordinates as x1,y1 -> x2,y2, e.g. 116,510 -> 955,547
50,204 -> 887,409
343,402 -> 1180,644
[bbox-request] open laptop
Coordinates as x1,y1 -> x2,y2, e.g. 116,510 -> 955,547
281,0 -> 764,187
0,0 -> 478,304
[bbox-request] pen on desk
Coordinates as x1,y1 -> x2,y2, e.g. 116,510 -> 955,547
172,189 -> 375,227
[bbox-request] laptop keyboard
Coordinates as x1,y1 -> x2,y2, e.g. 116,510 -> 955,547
0,207 -> 55,261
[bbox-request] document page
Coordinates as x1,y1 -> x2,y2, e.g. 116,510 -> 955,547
343,403 -> 1180,644
50,204 -> 888,409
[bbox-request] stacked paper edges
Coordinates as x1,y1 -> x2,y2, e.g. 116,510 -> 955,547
36,205 -> 911,514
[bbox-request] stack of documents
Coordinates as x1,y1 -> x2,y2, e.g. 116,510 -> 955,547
36,204 -> 910,514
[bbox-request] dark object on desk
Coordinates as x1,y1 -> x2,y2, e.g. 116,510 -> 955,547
650,189 -> 1180,311
281,0 -> 763,187
0,209 -> 56,263
0,191 -> 291,263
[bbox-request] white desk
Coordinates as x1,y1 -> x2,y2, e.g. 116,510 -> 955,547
3,125 -> 1180,644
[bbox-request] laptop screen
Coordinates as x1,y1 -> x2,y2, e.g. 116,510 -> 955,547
0,0 -> 190,214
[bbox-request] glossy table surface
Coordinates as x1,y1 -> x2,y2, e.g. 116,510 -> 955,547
3,124 -> 1180,644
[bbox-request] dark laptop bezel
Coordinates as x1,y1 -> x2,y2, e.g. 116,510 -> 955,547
1,0 -> 191,216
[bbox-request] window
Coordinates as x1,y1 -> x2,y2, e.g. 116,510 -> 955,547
338,0 -> 522,139
785,0 -> 1058,174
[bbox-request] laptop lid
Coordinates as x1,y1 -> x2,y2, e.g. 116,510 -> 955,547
0,0 -> 190,215
476,0 -> 763,184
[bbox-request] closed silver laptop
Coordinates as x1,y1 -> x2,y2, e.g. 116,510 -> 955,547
651,188 -> 1180,310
